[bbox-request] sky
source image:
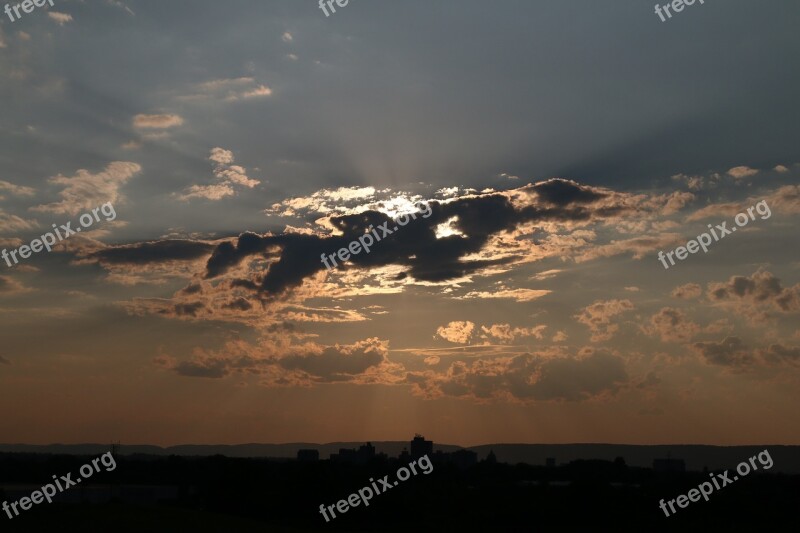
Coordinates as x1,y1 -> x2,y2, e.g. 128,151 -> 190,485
1,0 -> 799,447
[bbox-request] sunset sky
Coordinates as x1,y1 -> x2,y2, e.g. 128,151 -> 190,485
1,0 -> 799,447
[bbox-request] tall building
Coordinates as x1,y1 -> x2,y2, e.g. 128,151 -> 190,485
410,434 -> 433,459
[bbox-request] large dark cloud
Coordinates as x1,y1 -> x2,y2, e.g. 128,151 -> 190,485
204,180 -> 619,296
89,240 -> 215,264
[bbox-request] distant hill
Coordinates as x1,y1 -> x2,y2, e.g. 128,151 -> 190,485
2,442 -> 798,473
468,444 -> 800,473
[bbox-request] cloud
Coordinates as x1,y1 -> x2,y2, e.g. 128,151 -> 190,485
671,283 -> 702,300
180,78 -> 273,102
158,337 -> 399,385
460,289 -> 551,302
685,201 -> 744,222
209,147 -> 234,166
267,186 -> 378,216
409,347 -> 628,403
0,180 -> 36,197
31,162 -> 140,215
436,321 -> 475,344
0,211 -> 37,232
531,269 -> 562,281
760,343 -> 800,364
574,299 -> 634,342
282,32 -> 293,42
179,184 -> 235,201
0,275 -> 28,294
0,238 -> 22,249
642,307 -> 700,343
207,179 -> 653,298
481,324 -> 547,342
575,234 -> 681,262
238,85 -> 272,99
692,337 -> 753,367
73,238 -> 218,286
660,191 -> 695,215
87,240 -> 215,265
279,338 -> 388,382
707,269 -> 800,316
765,185 -> 800,215
529,178 -> 608,206
178,148 -> 259,201
774,165 -> 789,173
132,114 -> 184,129
48,12 -> 73,25
106,0 -> 135,16
727,166 -> 759,179
0,355 -> 9,365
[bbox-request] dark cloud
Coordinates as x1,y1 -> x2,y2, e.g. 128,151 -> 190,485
692,337 -> 753,367
204,180 -> 630,296
708,270 -> 800,313
174,359 -> 229,379
89,240 -> 215,265
527,179 -> 607,206
643,307 -> 699,343
223,298 -> 252,311
181,283 -> 203,295
761,344 -> 800,364
174,302 -> 205,317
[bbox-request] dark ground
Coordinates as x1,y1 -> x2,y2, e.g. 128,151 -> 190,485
1,453 -> 797,532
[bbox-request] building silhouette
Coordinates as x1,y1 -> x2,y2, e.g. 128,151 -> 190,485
330,442 -> 377,464
485,450 -> 497,464
410,434 -> 433,459
435,448 -> 477,469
